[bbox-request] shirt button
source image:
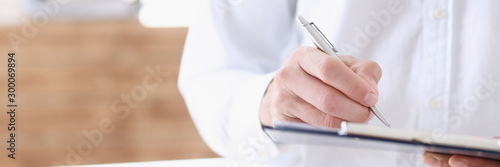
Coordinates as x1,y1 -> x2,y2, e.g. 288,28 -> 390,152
429,98 -> 442,110
433,7 -> 446,19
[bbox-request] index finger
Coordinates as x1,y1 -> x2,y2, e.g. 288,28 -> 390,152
294,47 -> 378,107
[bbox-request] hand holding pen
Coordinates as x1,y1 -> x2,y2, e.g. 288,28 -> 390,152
298,16 -> 390,127
259,16 -> 388,128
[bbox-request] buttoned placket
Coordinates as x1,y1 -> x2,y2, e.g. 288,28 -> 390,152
418,0 -> 453,132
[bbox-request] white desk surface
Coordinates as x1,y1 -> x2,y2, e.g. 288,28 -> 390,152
66,158 -> 230,167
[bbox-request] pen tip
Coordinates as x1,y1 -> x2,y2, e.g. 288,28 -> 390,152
385,122 -> 391,128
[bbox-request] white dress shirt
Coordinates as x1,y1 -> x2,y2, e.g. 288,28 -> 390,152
178,0 -> 500,166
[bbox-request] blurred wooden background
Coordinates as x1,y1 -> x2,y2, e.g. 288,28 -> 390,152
0,20 -> 218,166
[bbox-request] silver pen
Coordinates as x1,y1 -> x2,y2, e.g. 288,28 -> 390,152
298,15 -> 391,127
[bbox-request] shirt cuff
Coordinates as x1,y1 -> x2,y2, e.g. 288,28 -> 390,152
226,72 -> 281,163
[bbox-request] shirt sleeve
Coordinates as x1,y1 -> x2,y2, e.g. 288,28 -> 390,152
178,0 -> 302,163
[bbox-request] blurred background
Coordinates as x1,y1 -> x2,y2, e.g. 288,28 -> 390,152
0,0 -> 218,166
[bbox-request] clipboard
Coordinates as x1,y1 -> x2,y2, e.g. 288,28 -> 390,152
263,122 -> 500,160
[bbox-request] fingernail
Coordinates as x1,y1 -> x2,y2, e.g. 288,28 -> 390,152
363,93 -> 377,106
450,160 -> 467,167
423,157 -> 440,167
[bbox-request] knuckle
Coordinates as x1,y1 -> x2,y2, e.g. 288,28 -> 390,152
348,80 -> 366,99
290,49 -> 301,60
355,108 -> 371,123
274,69 -> 290,83
291,46 -> 310,60
271,91 -> 288,108
359,108 -> 370,122
270,91 -> 298,117
322,115 -> 340,128
317,56 -> 333,79
318,91 -> 342,114
322,115 -> 333,127
365,61 -> 383,79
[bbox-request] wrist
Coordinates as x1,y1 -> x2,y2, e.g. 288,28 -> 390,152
259,80 -> 274,127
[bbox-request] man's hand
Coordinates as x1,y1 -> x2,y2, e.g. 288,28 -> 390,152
422,137 -> 500,167
259,46 -> 382,128
422,152 -> 500,167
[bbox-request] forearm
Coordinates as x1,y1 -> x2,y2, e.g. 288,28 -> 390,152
178,0 -> 299,162
179,69 -> 276,161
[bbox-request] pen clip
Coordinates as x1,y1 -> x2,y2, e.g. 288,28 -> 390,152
310,22 -> 338,53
